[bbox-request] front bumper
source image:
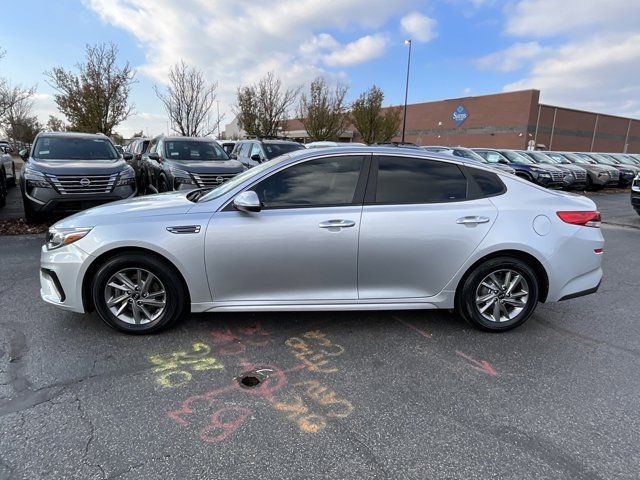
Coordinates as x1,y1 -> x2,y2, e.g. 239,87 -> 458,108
25,185 -> 136,214
40,243 -> 91,313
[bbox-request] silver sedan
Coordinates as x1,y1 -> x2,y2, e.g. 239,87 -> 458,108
40,147 -> 604,334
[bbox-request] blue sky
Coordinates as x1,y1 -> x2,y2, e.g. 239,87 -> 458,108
1,0 -> 638,136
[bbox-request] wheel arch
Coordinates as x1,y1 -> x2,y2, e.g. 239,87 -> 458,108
81,246 -> 191,312
454,249 -> 550,306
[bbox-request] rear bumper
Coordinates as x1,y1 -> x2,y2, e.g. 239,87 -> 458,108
559,280 -> 601,301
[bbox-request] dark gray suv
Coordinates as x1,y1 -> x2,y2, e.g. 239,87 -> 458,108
231,139 -> 304,168
20,132 -> 137,223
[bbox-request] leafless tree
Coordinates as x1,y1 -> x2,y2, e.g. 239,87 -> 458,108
45,115 -> 66,132
3,93 -> 41,146
235,72 -> 299,138
154,61 -> 221,137
0,47 -> 36,124
350,85 -> 401,144
298,77 -> 349,141
46,43 -> 136,135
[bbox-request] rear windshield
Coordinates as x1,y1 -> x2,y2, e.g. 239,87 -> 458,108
165,140 -> 229,161
263,143 -> 304,159
33,137 -> 119,160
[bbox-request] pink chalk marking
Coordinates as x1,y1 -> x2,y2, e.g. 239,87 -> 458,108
394,317 -> 433,339
455,351 -> 498,377
199,406 -> 252,443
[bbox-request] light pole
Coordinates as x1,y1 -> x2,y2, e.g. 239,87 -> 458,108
401,39 -> 412,143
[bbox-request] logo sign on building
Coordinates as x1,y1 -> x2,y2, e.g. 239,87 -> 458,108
452,104 -> 469,126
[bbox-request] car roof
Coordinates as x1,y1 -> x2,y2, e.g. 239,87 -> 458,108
36,132 -> 110,140
161,136 -> 215,142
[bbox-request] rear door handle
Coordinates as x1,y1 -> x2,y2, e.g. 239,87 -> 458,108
318,219 -> 356,229
456,216 -> 491,225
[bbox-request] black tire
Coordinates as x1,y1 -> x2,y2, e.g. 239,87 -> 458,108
8,163 -> 16,188
516,172 -> 533,183
91,253 -> 186,334
158,175 -> 169,193
456,256 -> 540,332
0,172 -> 6,208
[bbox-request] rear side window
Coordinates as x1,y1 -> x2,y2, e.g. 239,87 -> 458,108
468,168 -> 506,197
374,156 -> 468,204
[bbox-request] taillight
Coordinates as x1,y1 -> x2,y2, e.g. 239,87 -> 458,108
557,211 -> 601,228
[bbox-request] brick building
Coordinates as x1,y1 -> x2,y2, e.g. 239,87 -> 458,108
279,89 -> 640,153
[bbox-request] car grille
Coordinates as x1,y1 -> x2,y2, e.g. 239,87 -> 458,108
550,171 -> 563,182
47,174 -> 117,195
574,170 -> 587,181
608,170 -> 620,181
192,173 -> 237,187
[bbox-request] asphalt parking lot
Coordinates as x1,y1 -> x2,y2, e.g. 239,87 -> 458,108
0,193 -> 639,479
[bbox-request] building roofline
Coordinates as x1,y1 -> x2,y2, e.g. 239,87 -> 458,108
538,103 -> 640,122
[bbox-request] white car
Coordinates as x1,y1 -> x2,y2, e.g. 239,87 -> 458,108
40,147 -> 604,334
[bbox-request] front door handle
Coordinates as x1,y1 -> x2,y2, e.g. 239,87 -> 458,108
456,216 -> 491,225
318,219 -> 356,229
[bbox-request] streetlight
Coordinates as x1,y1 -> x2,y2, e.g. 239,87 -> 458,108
401,39 -> 412,143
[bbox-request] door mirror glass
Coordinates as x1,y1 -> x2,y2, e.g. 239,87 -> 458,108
250,153 -> 262,162
148,152 -> 160,161
19,149 -> 29,160
233,190 -> 262,212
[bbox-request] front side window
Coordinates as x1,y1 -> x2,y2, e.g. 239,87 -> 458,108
33,137 -> 119,160
164,140 -> 229,161
484,151 -> 508,163
374,156 -> 467,204
251,156 -> 364,208
239,143 -> 252,157
250,143 -> 263,159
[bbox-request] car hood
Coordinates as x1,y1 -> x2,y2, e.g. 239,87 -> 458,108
27,158 -> 129,175
168,159 -> 244,174
54,191 -> 196,228
556,164 -> 586,173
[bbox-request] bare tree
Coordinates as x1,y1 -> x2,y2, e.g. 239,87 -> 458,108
298,77 -> 349,141
154,61 -> 221,137
46,43 -> 135,135
3,93 -> 41,146
235,72 -> 299,138
350,85 -> 401,144
0,47 -> 36,123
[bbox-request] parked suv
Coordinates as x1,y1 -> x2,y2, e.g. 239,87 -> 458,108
517,150 -> 587,190
473,149 -> 563,188
632,173 -> 640,216
577,153 -> 635,187
124,137 -> 150,191
20,132 -> 136,223
554,152 -> 619,188
142,135 -> 244,192
1,145 -> 16,186
231,138 -> 304,169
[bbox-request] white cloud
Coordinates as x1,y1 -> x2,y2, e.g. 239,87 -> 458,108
474,42 -> 545,72
85,0 -> 425,136
323,34 -> 389,67
475,0 -> 640,117
400,12 -> 438,43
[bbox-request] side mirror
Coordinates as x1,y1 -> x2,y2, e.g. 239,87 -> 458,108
233,190 -> 261,213
498,158 -> 508,165
123,152 -> 133,161
19,149 -> 29,161
250,153 -> 262,162
148,152 -> 160,161
229,153 -> 237,159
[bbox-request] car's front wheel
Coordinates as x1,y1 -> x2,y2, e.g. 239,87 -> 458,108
91,253 -> 186,334
456,257 -> 540,332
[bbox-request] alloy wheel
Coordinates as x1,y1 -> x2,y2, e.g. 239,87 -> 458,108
103,268 -> 166,325
474,269 -> 529,323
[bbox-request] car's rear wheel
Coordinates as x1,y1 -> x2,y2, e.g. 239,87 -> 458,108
91,253 -> 186,334
456,257 -> 539,332
0,171 -> 7,208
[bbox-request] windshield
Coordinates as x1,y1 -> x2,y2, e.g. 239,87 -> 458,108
546,153 -> 570,164
502,150 -> 534,164
263,143 -> 303,159
588,153 -> 615,165
198,155 -> 290,202
572,153 -> 596,164
33,137 -> 119,160
165,140 -> 229,161
526,151 -> 556,164
453,149 -> 487,163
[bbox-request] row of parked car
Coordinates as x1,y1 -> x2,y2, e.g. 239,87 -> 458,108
5,131 -> 640,222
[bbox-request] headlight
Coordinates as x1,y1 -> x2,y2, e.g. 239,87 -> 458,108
46,227 -> 93,250
115,166 -> 136,186
169,167 -> 196,185
24,167 -> 52,188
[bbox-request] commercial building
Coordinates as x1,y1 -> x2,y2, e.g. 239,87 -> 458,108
225,89 -> 640,152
